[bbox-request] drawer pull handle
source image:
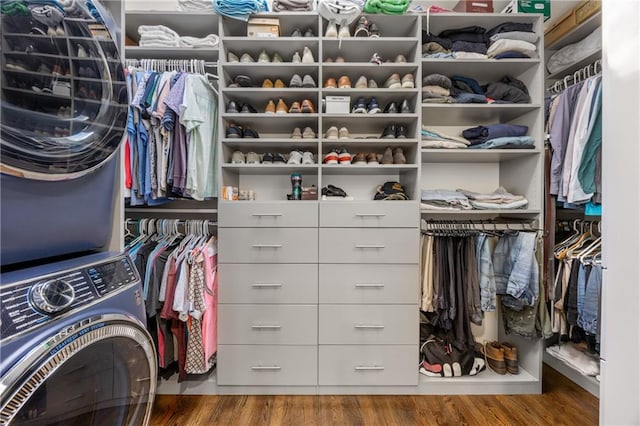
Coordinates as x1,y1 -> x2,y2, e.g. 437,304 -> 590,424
355,283 -> 385,288
252,213 -> 283,217
355,366 -> 385,371
251,366 -> 281,371
355,325 -> 385,329
251,325 -> 281,330
355,244 -> 385,249
355,213 -> 386,217
251,244 -> 283,248
251,283 -> 283,288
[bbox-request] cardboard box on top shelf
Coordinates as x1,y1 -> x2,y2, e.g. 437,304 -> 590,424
247,18 -> 280,38
502,0 -> 549,20
453,0 -> 493,13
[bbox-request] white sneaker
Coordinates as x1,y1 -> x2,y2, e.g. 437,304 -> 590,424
338,21 -> 351,38
228,51 -> 240,62
291,127 -> 303,139
325,20 -> 338,38
287,150 -> 303,164
231,151 -> 246,164
325,126 -> 339,139
302,151 -> 315,164
77,44 -> 88,58
302,46 -> 314,63
292,51 -> 302,63
302,126 -> 316,139
339,127 -> 350,139
246,152 -> 260,164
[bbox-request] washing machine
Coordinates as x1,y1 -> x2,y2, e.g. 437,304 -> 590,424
0,252 -> 157,425
0,0 -> 128,267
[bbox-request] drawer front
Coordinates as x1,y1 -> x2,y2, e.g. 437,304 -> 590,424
219,228 -> 318,263
220,202 -> 318,227
319,305 -> 418,344
319,345 -> 417,386
319,264 -> 418,304
320,201 -> 418,228
319,228 -> 418,263
218,345 -> 317,386
220,264 -> 318,304
218,305 -> 317,345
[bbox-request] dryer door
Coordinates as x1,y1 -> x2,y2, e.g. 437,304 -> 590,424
0,314 -> 157,426
0,0 -> 127,181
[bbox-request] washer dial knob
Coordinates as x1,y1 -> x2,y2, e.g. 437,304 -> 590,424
30,279 -> 75,314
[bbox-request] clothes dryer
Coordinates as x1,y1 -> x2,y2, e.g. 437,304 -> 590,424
0,252 -> 157,425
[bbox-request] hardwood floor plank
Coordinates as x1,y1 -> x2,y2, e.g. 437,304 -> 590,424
150,366 -> 599,425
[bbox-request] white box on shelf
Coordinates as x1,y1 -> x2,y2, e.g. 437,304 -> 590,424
325,96 -> 350,114
247,18 -> 280,38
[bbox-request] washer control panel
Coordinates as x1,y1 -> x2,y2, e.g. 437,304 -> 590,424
1,256 -> 139,341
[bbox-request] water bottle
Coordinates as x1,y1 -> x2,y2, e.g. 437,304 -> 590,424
291,172 -> 302,200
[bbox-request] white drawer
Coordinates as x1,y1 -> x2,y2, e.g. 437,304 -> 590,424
319,264 -> 418,304
218,305 -> 317,345
319,345 -> 417,386
320,201 -> 418,228
220,202 -> 318,227
218,345 -> 317,386
219,264 -> 318,304
319,228 -> 419,263
319,305 -> 418,344
219,228 -> 318,263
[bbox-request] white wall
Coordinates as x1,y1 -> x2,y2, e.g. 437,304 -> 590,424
600,1 -> 640,425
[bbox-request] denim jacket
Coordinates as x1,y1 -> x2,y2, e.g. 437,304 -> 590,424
492,232 -> 539,311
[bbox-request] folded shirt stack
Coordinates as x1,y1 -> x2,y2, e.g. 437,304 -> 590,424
421,189 -> 473,210
421,126 -> 470,149
487,21 -> 538,59
483,75 -> 531,103
462,123 -> 534,149
137,25 -> 219,48
273,0 -> 313,11
457,187 -> 529,209
437,25 -> 488,59
422,74 -> 455,103
177,0 -> 214,10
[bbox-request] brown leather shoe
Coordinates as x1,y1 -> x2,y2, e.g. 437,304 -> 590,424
289,101 -> 301,113
483,341 -> 506,375
324,77 -> 337,89
274,79 -> 286,88
265,99 -> 276,114
381,146 -> 393,164
351,152 -> 366,165
262,78 -> 274,88
338,75 -> 351,88
500,342 -> 519,375
301,99 -> 315,113
276,99 -> 288,114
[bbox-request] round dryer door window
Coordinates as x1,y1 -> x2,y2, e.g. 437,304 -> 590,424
0,315 -> 157,426
0,0 -> 127,180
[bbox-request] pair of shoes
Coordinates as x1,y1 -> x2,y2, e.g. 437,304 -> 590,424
261,153 -> 286,164
384,99 -> 413,113
227,102 -> 258,113
325,126 -> 349,139
353,15 -> 381,38
231,151 -> 253,164
381,124 -> 408,139
291,127 -> 316,139
289,74 -> 316,88
384,73 -> 415,89
353,75 -> 378,89
262,78 -> 286,88
226,123 -> 260,138
381,147 -> 407,164
324,56 -> 345,63
323,148 -> 352,165
290,28 -> 314,37
265,99 -> 289,114
291,46 -> 315,63
321,184 -> 347,197
483,341 -> 519,375
351,152 -> 380,165
257,50 -> 284,63
231,74 -> 253,87
325,19 -> 351,38
351,97 -> 382,114
287,150 -> 315,164
327,75 -> 352,89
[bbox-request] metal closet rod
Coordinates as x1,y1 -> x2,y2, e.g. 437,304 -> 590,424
548,59 -> 601,94
420,218 -> 539,231
124,58 -> 218,73
126,218 -> 218,234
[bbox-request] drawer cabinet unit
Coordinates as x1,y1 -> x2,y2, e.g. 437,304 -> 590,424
219,228 -> 318,264
319,202 -> 419,228
219,202 -> 319,228
319,228 -> 419,264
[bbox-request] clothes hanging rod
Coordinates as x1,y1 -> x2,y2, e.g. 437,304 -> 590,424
125,208 -> 218,214
421,218 -> 539,232
547,59 -> 601,93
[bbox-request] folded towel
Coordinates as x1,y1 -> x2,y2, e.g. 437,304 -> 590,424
180,34 -> 220,47
138,25 -> 180,38
470,198 -> 528,209
273,0 -> 312,10
178,0 -> 214,10
457,186 -> 525,203
139,39 -> 181,47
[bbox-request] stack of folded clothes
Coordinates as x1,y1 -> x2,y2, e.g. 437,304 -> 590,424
421,126 -> 470,149
487,22 -> 539,59
421,33 -> 452,57
421,74 -> 454,103
450,75 -> 487,103
462,123 -> 534,149
137,25 -> 219,48
438,26 -> 488,59
178,0 -> 214,10
457,187 -> 529,210
484,75 -> 530,103
273,0 -> 313,11
421,189 -> 473,210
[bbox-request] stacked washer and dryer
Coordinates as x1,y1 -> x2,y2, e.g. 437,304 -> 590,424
0,1 -> 156,424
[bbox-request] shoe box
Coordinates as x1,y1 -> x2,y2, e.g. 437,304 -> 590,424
247,17 -> 280,38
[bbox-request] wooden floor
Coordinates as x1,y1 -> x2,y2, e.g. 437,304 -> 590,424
150,365 -> 598,425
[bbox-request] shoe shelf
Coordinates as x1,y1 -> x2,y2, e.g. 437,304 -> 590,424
324,113 -> 417,120
3,68 -> 72,79
222,164 -> 319,175
223,63 -> 320,71
329,138 -> 418,145
418,366 -> 538,395
222,113 -> 318,121
323,63 -> 419,69
3,51 -> 71,60
223,88 -> 320,98
321,37 -> 420,44
421,149 -> 541,163
421,104 -> 541,125
222,139 -> 319,149
322,164 -> 418,175
324,88 -> 416,95
2,86 -> 72,101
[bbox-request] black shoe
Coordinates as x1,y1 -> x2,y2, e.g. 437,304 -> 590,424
226,100 -> 240,113
272,152 -> 286,163
352,96 -> 367,114
383,101 -> 398,113
243,126 -> 260,138
369,23 -> 380,38
233,74 -> 253,87
322,184 -> 347,197
395,124 -> 408,138
241,103 -> 257,113
367,97 -> 381,114
354,16 -> 369,37
381,124 -> 397,138
399,99 -> 412,113
226,123 -> 243,138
